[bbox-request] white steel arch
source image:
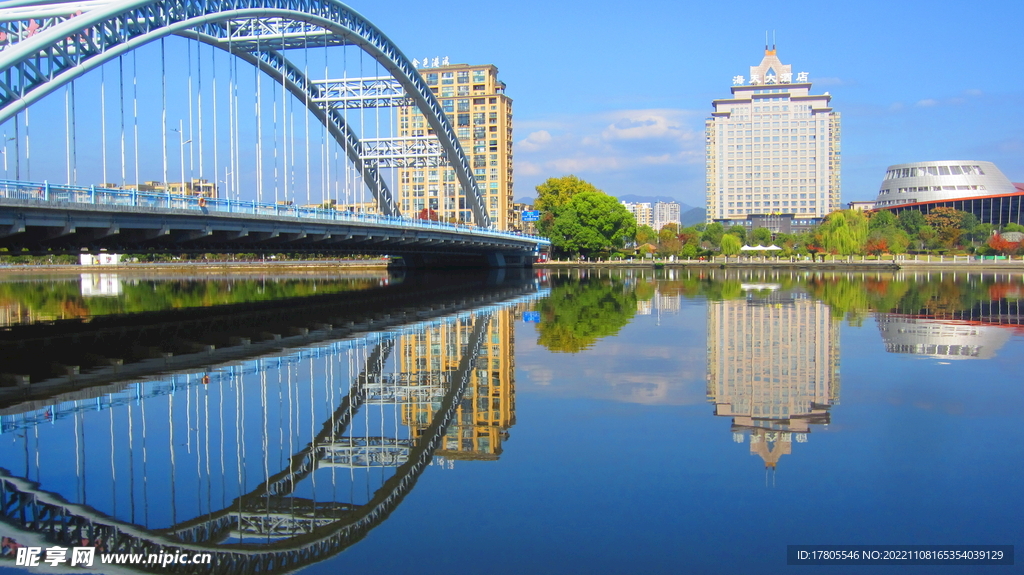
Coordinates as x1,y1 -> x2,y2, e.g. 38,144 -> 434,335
0,0 -> 491,225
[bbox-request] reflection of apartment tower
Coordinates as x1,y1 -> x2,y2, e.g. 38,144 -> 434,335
401,308 -> 516,460
706,290 -> 840,468
636,299 -> 653,315
654,292 -> 681,314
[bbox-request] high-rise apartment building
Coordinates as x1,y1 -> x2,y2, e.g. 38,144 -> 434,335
621,201 -> 653,228
398,63 -> 514,229
705,48 -> 841,227
653,201 -> 681,231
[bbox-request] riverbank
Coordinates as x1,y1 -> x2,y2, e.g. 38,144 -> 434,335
538,256 -> 1024,271
0,259 -> 391,274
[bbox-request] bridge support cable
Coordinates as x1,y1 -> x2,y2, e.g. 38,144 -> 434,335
0,0 -> 491,226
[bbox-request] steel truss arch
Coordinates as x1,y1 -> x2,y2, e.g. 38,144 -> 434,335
0,0 -> 490,226
191,28 -> 396,215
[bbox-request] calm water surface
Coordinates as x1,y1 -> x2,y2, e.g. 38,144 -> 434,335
0,268 -> 1020,574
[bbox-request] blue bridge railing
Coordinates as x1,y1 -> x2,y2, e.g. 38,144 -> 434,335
0,179 -> 550,247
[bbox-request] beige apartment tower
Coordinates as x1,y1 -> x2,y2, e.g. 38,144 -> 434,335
399,63 -> 514,229
705,48 -> 841,224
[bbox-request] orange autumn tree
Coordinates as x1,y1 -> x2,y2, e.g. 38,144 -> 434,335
987,234 -> 1020,255
923,207 -> 965,249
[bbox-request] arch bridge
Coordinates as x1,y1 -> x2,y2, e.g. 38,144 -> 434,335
0,1 -> 549,266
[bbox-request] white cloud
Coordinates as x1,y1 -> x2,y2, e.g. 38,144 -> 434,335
518,130 -> 553,152
916,98 -> 939,107
512,108 -> 707,199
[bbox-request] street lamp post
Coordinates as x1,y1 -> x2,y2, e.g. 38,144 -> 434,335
172,120 -> 192,195
1,135 -> 15,179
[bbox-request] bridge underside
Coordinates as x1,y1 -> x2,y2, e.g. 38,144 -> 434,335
0,199 -> 535,268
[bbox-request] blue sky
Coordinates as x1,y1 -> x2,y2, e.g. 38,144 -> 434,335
6,0 -> 1023,210
365,0 -> 1024,207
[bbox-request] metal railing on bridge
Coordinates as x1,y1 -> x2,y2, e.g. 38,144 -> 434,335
0,179 -> 550,247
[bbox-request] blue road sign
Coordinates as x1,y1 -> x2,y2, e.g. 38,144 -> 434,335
522,311 -> 541,323
522,210 -> 540,222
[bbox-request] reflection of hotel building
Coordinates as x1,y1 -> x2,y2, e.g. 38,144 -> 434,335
707,289 -> 840,468
401,307 -> 516,460
876,314 -> 1013,360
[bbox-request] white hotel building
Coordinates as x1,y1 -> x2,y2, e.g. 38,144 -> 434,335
705,48 -> 841,228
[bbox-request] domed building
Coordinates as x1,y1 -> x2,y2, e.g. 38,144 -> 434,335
872,161 -> 1024,226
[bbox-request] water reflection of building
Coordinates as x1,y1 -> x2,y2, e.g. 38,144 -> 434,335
876,314 -> 1013,360
707,288 -> 840,468
402,306 -> 516,460
636,289 -> 681,316
80,273 -> 123,297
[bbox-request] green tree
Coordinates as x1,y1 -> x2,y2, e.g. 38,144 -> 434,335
869,210 -> 897,232
959,212 -> 981,243
1003,223 -> 1024,233
701,222 -> 724,247
917,224 -> 938,250
898,210 -> 926,236
727,225 -> 747,243
547,191 -> 636,257
720,233 -> 742,255
534,175 -> 601,213
818,210 -> 869,255
635,225 -> 658,246
751,227 -> 772,246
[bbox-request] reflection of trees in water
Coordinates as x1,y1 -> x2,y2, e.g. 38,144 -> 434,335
0,277 -> 384,320
538,269 -> 1022,336
535,277 -> 637,353
804,273 -> 1020,323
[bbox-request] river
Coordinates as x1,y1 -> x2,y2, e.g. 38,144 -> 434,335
0,267 -> 1020,574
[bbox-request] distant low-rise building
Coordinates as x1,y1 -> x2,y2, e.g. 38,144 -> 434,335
106,179 -> 218,198
847,200 -> 875,211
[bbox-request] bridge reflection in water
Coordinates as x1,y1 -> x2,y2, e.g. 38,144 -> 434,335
0,273 -> 541,573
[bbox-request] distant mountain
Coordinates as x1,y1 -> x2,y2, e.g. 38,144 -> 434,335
680,207 -> 707,227
515,196 -> 536,206
615,194 -> 695,212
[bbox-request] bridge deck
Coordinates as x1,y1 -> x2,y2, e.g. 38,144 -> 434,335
0,180 -> 549,265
